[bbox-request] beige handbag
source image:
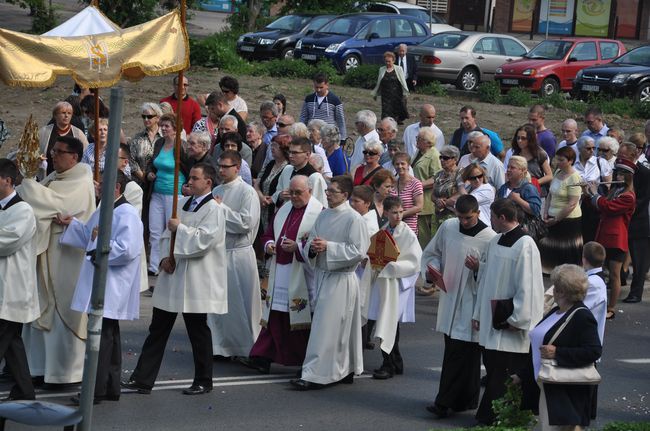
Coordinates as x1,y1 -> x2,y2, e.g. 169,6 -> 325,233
537,307 -> 601,385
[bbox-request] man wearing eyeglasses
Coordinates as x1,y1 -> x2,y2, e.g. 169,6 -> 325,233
581,106 -> 609,149
17,136 -> 96,387
618,141 -> 650,304
273,138 -> 328,208
160,75 -> 202,134
208,151 -> 263,360
290,175 -> 370,390
241,175 -> 323,374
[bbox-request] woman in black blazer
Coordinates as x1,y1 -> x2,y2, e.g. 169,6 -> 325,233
514,264 -> 602,430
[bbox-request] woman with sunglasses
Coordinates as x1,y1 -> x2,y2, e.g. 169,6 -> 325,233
353,140 -> 384,186
597,136 -> 619,170
460,163 -> 494,227
128,103 -> 163,187
539,146 -> 583,274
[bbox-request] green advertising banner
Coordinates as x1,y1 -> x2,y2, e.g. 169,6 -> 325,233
575,0 -> 612,36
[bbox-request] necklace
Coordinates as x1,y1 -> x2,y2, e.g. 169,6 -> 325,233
280,207 -> 303,242
56,124 -> 71,135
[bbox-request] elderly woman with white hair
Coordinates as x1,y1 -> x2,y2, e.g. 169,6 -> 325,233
321,124 -> 349,176
128,102 -> 163,186
350,110 -> 380,168
39,101 -> 89,177
353,140 -> 385,186
575,136 -> 612,243
596,136 -> 619,170
514,264 -> 601,431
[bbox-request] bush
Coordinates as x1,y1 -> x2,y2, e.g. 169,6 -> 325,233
343,65 -> 380,89
416,81 -> 448,97
502,87 -> 533,107
634,100 -> 650,119
478,81 -> 501,104
603,422 -> 650,431
190,32 -> 254,74
539,92 -> 569,109
491,379 -> 536,429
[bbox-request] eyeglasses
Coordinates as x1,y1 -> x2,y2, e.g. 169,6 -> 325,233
50,148 -> 75,156
325,189 -> 343,194
141,114 -> 157,120
598,148 -> 611,153
583,146 -> 595,151
277,122 -> 292,128
468,174 -> 484,181
288,150 -> 306,155
516,136 -> 527,141
220,88 -> 232,94
218,163 -> 237,169
561,129 -> 574,133
440,155 -> 455,161
363,150 -> 378,156
288,189 -> 306,196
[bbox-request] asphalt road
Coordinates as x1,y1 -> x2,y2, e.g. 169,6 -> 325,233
2,278 -> 649,431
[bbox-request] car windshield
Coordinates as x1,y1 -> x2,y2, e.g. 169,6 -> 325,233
524,40 -> 573,60
305,16 -> 333,32
401,9 -> 445,24
266,15 -> 310,32
613,46 -> 650,67
319,17 -> 370,35
419,32 -> 467,49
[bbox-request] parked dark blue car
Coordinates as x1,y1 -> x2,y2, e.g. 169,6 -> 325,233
294,13 -> 430,73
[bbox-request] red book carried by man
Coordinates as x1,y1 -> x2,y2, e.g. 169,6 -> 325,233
426,264 -> 446,293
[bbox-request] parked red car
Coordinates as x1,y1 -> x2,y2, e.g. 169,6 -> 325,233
495,38 -> 626,97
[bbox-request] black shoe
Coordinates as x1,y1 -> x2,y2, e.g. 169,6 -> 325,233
147,270 -> 157,276
289,379 -> 324,391
623,295 -> 641,303
426,403 -> 449,418
213,355 -> 231,362
372,368 -> 394,380
31,376 -> 45,388
182,384 -> 212,395
238,357 -> 270,374
340,373 -> 354,384
120,379 -> 152,394
69,393 -> 114,405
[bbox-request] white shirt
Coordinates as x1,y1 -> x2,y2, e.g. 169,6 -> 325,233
350,129 -> 380,169
229,95 -> 248,115
0,190 -> 16,209
402,123 -> 445,160
574,155 -> 612,183
584,267 -> 607,345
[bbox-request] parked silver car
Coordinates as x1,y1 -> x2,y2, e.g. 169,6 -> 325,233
409,31 -> 529,91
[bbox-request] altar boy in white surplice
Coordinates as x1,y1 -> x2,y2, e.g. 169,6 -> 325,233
366,196 -> 422,380
60,170 -> 143,403
420,194 -> 496,418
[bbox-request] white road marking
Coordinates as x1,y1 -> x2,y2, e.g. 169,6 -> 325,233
616,358 -> 650,364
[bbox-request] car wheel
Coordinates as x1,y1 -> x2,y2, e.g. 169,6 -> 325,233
635,83 -> 650,103
456,67 -> 479,91
343,55 -> 361,72
280,47 -> 294,60
540,77 -> 560,98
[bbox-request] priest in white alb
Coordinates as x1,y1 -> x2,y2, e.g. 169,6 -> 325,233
17,136 -> 96,385
209,151 -> 262,358
122,163 -> 227,395
420,195 -> 496,418
366,196 -> 422,380
60,170 -> 143,404
290,175 -> 370,390
0,159 -> 40,401
241,176 -> 323,374
471,198 -> 544,425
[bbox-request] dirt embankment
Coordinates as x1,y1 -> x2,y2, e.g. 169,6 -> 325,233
1,67 -> 646,157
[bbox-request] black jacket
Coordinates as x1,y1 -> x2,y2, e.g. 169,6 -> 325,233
396,54 -> 417,86
519,303 -> 602,427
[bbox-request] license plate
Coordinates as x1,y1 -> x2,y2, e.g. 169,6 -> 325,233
240,45 -> 254,52
502,78 -> 519,85
301,54 -> 317,61
582,84 -> 600,92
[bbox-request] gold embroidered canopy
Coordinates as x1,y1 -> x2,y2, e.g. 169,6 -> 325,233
0,7 -> 189,88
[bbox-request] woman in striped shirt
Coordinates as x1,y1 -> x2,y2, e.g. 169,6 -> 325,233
390,152 -> 423,234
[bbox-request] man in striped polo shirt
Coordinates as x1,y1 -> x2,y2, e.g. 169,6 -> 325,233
300,72 -> 347,144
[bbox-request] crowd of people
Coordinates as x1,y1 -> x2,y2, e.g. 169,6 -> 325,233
0,67 -> 649,430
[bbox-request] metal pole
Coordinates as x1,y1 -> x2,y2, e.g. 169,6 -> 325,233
429,0 -> 432,29
93,88 -> 100,181
77,87 -> 124,431
545,0 -> 550,39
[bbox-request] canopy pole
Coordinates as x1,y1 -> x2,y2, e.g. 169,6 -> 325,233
93,88 -> 100,181
169,0 -> 187,261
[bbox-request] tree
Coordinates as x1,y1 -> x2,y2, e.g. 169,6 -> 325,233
6,0 -> 57,33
